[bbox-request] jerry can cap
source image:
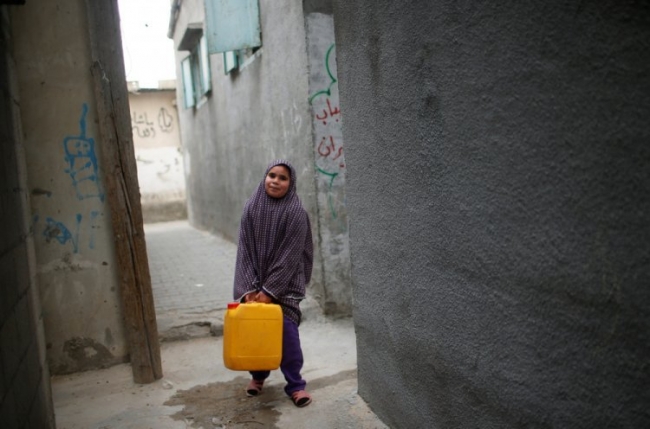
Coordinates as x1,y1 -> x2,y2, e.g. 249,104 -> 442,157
227,302 -> 240,309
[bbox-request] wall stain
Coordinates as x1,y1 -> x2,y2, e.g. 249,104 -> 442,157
62,337 -> 114,371
31,187 -> 52,197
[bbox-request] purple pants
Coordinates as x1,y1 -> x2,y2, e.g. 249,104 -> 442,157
251,316 -> 306,396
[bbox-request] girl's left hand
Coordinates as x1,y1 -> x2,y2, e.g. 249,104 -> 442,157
254,291 -> 272,303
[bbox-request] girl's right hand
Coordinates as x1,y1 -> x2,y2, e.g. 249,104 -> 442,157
244,292 -> 257,303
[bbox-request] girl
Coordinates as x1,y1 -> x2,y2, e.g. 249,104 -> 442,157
233,159 -> 314,407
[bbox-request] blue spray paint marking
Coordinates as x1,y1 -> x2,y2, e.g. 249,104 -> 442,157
43,214 -> 82,253
63,103 -> 104,201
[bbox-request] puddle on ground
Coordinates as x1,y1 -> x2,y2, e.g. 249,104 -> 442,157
164,370 -> 357,428
165,376 -> 281,428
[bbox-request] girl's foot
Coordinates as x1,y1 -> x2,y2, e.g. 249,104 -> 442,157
290,390 -> 312,407
246,379 -> 264,396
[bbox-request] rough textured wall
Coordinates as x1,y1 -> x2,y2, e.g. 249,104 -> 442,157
0,6 -> 55,428
12,1 -> 127,374
333,1 -> 650,427
172,0 -> 314,241
171,0 -> 332,309
129,89 -> 186,223
305,12 -> 351,315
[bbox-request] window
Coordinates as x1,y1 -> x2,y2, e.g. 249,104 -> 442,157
179,27 -> 211,109
222,46 -> 262,75
223,51 -> 238,74
205,0 -> 261,54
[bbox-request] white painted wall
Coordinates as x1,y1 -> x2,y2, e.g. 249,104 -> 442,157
128,89 -> 186,217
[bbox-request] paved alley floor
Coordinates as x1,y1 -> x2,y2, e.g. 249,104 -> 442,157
51,220 -> 388,429
143,220 -> 237,340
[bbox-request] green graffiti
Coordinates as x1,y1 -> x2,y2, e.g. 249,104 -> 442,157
316,166 -> 339,219
309,44 -> 337,104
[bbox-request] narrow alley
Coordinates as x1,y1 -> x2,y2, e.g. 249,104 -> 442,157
3,1 -> 648,428
51,220 -> 387,429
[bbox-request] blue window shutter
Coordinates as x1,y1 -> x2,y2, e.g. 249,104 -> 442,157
199,36 -> 211,94
223,51 -> 238,74
204,0 -> 261,54
181,57 -> 195,108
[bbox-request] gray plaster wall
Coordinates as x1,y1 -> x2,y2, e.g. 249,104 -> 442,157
12,1 -> 127,374
171,0 -> 354,314
172,0 -> 315,242
333,1 -> 650,427
0,6 -> 55,427
305,12 -> 351,315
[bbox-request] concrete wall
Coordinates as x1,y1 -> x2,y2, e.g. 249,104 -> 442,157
170,0 -> 354,316
171,0 -> 315,241
12,0 -> 128,375
305,12 -> 351,314
129,88 -> 186,223
0,6 -> 55,428
333,1 -> 650,427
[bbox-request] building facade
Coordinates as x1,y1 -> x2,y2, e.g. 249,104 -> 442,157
168,0 -> 352,316
128,82 -> 187,223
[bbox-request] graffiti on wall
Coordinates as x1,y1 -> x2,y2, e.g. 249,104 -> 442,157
131,107 -> 175,138
35,103 -> 105,254
310,43 -> 346,225
40,211 -> 100,254
63,103 -> 104,202
309,44 -> 338,104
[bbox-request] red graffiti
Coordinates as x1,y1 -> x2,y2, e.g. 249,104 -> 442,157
318,135 -> 345,168
314,98 -> 341,125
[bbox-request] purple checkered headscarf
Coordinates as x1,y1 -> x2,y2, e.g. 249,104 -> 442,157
233,160 -> 313,325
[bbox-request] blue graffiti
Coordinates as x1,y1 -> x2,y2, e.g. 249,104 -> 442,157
39,212 -> 100,254
63,104 -> 104,202
43,215 -> 82,253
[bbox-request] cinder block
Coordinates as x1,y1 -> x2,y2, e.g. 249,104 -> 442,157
23,340 -> 42,402
27,381 -> 50,429
0,254 -> 19,326
0,351 -> 5,406
14,293 -> 35,367
0,386 -> 19,429
0,311 -> 19,382
14,241 -> 31,298
12,354 -> 33,428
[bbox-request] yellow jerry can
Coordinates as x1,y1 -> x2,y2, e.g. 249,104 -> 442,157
223,302 -> 283,371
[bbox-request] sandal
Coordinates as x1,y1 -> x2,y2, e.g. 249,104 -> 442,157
246,379 -> 264,397
290,390 -> 312,407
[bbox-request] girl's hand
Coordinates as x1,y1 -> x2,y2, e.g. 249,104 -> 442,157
254,291 -> 272,304
244,292 -> 257,303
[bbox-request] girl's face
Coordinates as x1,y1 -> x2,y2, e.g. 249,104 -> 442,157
265,165 -> 291,198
